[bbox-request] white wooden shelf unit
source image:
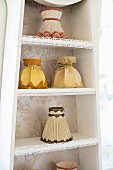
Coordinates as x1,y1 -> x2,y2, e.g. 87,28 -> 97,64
15,133 -> 99,156
0,0 -> 101,170
21,35 -> 93,49
18,88 -> 96,96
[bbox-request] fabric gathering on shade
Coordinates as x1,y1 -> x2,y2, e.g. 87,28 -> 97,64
19,58 -> 48,89
52,56 -> 84,88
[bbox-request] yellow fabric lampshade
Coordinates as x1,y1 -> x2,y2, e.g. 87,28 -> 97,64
19,58 -> 48,89
52,56 -> 84,88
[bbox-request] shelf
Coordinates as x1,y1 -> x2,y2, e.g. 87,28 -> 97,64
14,133 -> 99,156
18,88 -> 96,97
34,0 -> 82,7
21,35 -> 93,49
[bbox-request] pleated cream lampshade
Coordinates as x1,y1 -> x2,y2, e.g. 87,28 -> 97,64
19,58 -> 48,89
36,8 -> 68,38
41,107 -> 73,143
52,56 -> 84,88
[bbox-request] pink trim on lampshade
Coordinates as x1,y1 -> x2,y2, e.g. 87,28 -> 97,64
43,18 -> 60,22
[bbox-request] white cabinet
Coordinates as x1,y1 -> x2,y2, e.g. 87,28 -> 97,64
0,0 -> 102,170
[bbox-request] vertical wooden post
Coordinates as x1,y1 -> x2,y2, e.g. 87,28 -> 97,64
0,0 -> 25,169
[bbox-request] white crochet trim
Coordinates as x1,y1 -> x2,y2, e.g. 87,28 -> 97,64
21,35 -> 93,49
14,133 -> 99,156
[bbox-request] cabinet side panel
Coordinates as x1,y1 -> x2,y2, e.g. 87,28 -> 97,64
79,146 -> 100,170
76,95 -> 98,137
73,49 -> 95,88
0,0 -> 25,170
71,0 -> 92,40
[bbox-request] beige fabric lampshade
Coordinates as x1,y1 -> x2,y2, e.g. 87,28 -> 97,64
36,8 -> 68,38
41,107 -> 72,143
52,56 -> 84,88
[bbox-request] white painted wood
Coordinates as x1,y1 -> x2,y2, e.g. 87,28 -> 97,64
76,95 -> 98,136
0,0 -> 25,170
18,88 -> 96,96
0,0 -> 7,91
34,0 -> 82,7
79,146 -> 100,170
91,0 -> 102,168
15,133 -> 99,156
22,35 -> 93,49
